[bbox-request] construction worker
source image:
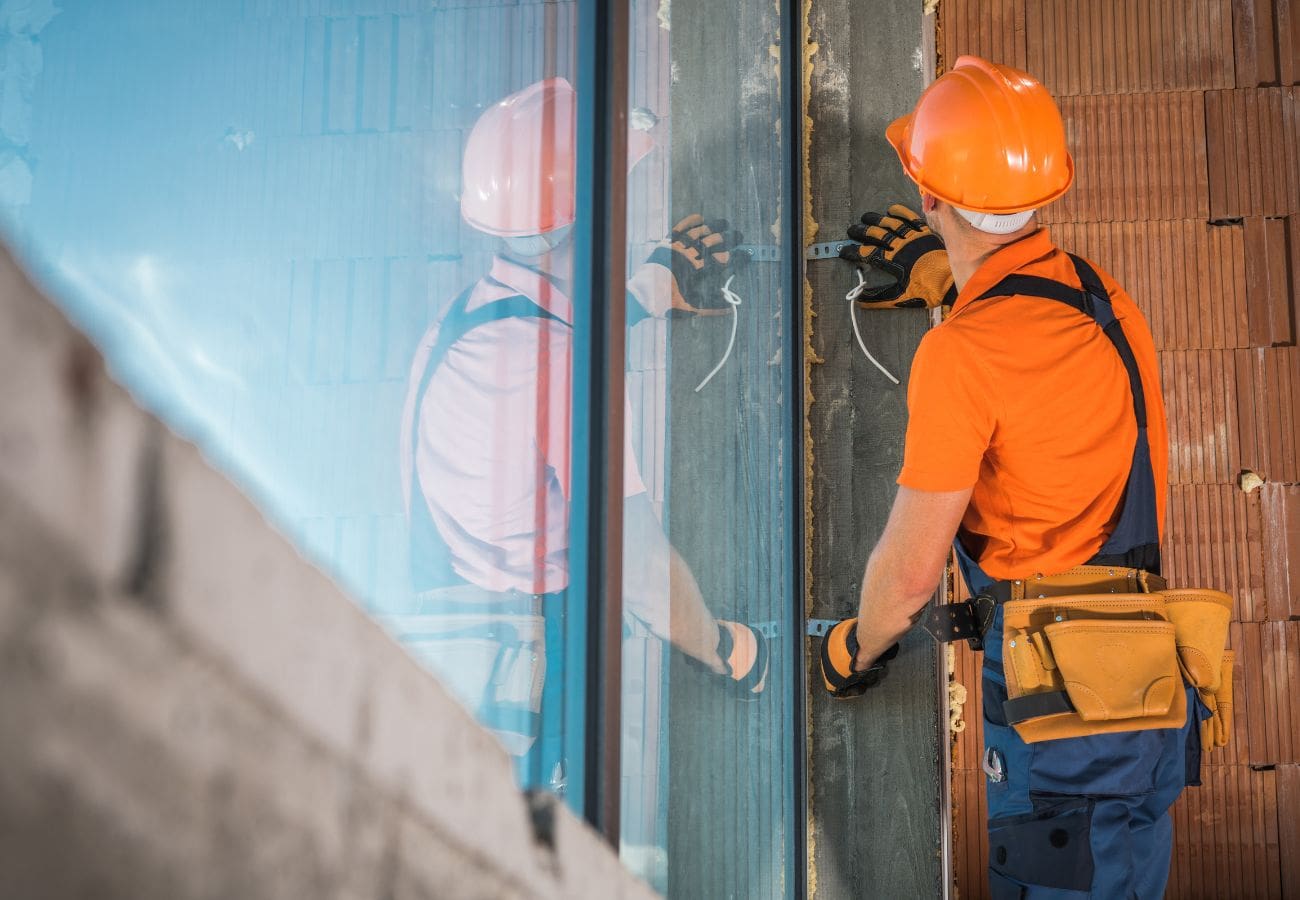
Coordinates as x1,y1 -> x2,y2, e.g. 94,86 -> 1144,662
819,57 -> 1200,897
397,78 -> 768,788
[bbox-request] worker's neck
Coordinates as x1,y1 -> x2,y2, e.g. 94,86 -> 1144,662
947,241 -> 1003,292
501,241 -> 575,294
943,221 -> 1037,292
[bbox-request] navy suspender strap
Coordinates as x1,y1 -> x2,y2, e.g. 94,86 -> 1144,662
969,253 -> 1162,576
971,256 -> 1147,429
923,253 -> 1163,649
407,285 -> 568,592
410,286 -> 568,458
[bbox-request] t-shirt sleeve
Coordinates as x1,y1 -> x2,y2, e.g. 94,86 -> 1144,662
897,327 -> 997,492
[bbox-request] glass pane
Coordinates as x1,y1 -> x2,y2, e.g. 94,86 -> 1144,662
3,2 -> 588,795
619,0 -> 797,895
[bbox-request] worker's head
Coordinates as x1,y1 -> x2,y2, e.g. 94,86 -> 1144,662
886,56 -> 1072,243
460,77 -> 655,263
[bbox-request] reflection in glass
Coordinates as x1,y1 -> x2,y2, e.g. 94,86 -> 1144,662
2,1 -> 595,792
1,0 -> 799,892
619,0 -> 797,895
398,72 -> 764,794
396,76 -> 582,791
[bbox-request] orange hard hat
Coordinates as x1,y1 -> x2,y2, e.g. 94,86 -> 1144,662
886,56 -> 1074,214
461,77 -> 656,238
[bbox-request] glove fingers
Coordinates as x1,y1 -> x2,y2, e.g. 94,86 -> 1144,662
676,226 -> 739,269
869,220 -> 912,243
838,242 -> 882,263
671,213 -> 705,234
685,222 -> 714,242
849,219 -> 907,243
845,222 -> 872,244
887,203 -> 926,232
846,228 -> 897,251
847,222 -> 892,244
859,205 -> 925,232
687,227 -> 736,269
714,228 -> 745,267
671,241 -> 705,270
856,291 -> 912,309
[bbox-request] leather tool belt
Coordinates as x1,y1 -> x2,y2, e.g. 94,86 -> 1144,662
921,565 -> 1168,652
924,567 -> 1235,745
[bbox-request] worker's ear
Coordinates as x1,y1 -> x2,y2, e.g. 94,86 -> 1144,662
919,192 -> 939,215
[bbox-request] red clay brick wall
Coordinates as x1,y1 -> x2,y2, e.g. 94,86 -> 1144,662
939,2 -> 1300,897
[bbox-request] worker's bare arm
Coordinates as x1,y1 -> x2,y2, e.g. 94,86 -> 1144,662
854,484 -> 971,669
622,493 -> 725,672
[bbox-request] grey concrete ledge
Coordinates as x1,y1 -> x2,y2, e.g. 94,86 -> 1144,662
0,245 -> 657,900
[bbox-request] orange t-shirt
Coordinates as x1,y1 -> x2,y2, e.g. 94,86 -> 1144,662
897,228 -> 1168,581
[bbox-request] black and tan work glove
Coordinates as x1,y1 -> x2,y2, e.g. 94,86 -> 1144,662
1199,651 -> 1235,751
819,618 -> 899,699
838,203 -> 956,310
633,214 -> 747,317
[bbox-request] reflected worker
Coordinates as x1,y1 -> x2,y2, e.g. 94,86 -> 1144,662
399,78 -> 768,786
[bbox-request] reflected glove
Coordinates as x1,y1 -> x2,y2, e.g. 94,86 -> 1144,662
717,620 -> 770,699
838,203 -> 956,309
681,620 -> 770,700
636,213 -> 747,316
819,618 -> 899,699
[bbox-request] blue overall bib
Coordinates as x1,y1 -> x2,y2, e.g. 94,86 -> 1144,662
406,281 -> 568,790
955,255 -> 1202,898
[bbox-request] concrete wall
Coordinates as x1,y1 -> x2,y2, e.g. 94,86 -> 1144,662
802,0 -> 945,896
0,247 -> 656,900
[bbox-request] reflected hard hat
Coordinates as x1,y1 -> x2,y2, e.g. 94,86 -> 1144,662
461,77 -> 657,238
886,56 -> 1074,214
461,77 -> 576,238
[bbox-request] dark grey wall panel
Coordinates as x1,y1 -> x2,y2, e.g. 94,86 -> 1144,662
804,0 -> 944,897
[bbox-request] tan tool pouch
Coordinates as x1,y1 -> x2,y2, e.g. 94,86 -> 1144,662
1044,619 -> 1179,721
1001,594 -> 1187,743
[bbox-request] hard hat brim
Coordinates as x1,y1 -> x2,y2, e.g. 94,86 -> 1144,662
885,110 -> 1076,216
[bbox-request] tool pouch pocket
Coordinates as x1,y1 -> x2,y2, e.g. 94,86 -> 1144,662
1043,619 -> 1179,721
1199,650 -> 1235,751
1001,594 -> 1187,743
1161,589 -> 1233,691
